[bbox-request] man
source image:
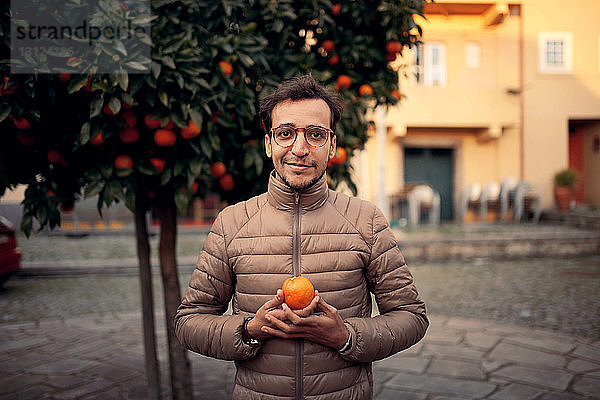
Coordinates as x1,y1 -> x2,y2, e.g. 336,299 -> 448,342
175,74 -> 428,399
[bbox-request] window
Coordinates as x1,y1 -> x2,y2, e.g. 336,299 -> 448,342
539,32 -> 572,73
465,42 -> 481,68
412,42 -> 447,86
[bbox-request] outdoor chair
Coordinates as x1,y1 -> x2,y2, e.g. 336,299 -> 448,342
512,181 -> 542,222
459,183 -> 481,222
499,177 -> 518,221
407,184 -> 441,227
480,182 -> 501,221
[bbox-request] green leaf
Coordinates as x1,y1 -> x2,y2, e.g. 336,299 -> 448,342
90,95 -> 104,118
117,71 -> 129,91
68,74 -> 90,94
84,181 -> 104,198
189,108 -> 203,128
108,97 -> 121,115
0,103 -> 11,122
80,122 -> 91,144
160,168 -> 172,186
174,160 -> 185,177
174,188 -> 189,214
137,164 -> 156,176
159,91 -> 169,107
114,40 -> 128,56
199,135 -> 212,157
151,62 -> 161,79
189,159 -> 202,176
238,53 -> 255,67
125,61 -> 148,71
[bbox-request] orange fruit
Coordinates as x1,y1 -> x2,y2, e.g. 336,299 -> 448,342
47,150 -> 65,164
16,132 -> 34,146
181,120 -> 201,139
114,155 -> 133,170
336,75 -> 351,90
150,158 -> 166,173
391,90 -> 403,100
119,128 -> 139,143
47,190 -> 56,198
331,147 -> 347,164
282,276 -> 315,310
60,202 -> 74,213
332,3 -> 342,15
191,181 -> 199,194
162,119 -> 175,130
13,117 -> 31,130
359,84 -> 373,96
210,161 -> 226,178
89,131 -> 104,145
218,61 -> 233,76
386,41 -> 402,54
385,53 -> 397,62
154,129 -> 177,147
59,73 -> 71,82
328,54 -> 339,66
122,111 -> 137,128
322,40 -> 335,52
144,114 -> 162,129
219,173 -> 234,191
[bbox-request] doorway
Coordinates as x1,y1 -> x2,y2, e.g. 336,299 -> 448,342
404,147 -> 455,220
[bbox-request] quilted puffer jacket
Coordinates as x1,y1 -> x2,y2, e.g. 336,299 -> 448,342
175,170 -> 428,400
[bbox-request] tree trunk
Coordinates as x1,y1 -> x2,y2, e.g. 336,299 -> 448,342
134,205 -> 161,400
158,192 -> 193,400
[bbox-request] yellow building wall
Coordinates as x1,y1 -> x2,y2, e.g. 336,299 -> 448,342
582,123 -> 600,205
522,0 -> 600,207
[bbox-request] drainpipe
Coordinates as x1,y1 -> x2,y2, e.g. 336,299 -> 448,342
376,106 -> 390,219
519,4 -> 525,180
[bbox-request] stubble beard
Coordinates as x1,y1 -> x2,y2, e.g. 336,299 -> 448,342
276,162 -> 326,191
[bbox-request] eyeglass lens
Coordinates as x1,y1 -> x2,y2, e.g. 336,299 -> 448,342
274,126 -> 329,147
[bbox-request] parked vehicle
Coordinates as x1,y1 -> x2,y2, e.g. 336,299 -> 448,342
0,216 -> 21,287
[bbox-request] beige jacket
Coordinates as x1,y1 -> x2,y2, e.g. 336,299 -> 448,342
175,171 -> 428,399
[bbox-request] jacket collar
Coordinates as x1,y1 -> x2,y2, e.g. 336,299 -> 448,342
267,170 -> 329,213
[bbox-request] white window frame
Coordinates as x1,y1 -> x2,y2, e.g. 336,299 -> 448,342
538,32 -> 573,74
424,42 -> 447,86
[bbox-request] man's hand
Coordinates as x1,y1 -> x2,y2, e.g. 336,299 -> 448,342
259,290 -> 350,350
246,289 -> 320,342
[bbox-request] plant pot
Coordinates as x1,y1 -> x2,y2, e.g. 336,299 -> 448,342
554,186 -> 574,211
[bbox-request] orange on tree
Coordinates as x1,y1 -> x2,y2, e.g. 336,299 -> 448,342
122,111 -> 137,128
191,181 -> 199,194
386,41 -> 402,54
210,161 -> 226,178
89,131 -> 104,145
391,90 -> 403,100
114,155 -> 133,170
154,129 -> 177,147
180,120 -> 201,139
321,40 -> 335,52
119,128 -> 139,143
162,119 -> 176,130
59,73 -> 71,82
12,116 -> 31,130
47,150 -> 65,164
336,75 -> 351,90
359,84 -> 373,96
150,158 -> 166,173
60,202 -> 74,213
282,276 -> 315,310
144,114 -> 162,129
331,147 -> 347,164
16,132 -> 34,146
328,54 -> 339,66
219,173 -> 235,191
332,3 -> 342,15
218,60 -> 233,76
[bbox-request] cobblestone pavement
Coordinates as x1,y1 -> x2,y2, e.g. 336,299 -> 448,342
1,312 -> 599,400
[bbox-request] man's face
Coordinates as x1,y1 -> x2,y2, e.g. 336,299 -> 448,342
265,98 -> 336,190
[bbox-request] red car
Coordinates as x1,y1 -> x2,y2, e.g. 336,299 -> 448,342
0,216 -> 21,287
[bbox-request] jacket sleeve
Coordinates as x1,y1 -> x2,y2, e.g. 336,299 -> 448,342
341,205 -> 429,363
174,211 -> 261,361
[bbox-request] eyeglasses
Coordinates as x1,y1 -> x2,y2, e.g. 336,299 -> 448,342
269,124 -> 334,148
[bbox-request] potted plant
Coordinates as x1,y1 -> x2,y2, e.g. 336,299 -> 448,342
553,168 -> 579,211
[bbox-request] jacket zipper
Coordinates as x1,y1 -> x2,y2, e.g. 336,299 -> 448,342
293,191 -> 303,400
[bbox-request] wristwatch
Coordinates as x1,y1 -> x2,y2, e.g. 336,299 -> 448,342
242,316 -> 261,347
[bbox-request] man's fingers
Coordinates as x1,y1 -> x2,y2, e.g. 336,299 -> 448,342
265,311 -> 296,333
293,292 -> 320,318
261,289 -> 284,312
317,296 -> 338,316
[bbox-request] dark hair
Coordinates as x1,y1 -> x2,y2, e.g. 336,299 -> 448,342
259,74 -> 344,134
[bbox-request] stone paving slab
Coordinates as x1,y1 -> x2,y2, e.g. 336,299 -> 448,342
1,312 -> 600,399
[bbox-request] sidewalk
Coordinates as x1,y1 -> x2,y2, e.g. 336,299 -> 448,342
1,312 -> 599,399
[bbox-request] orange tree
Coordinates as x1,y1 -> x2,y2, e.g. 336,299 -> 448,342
0,1 -> 427,398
